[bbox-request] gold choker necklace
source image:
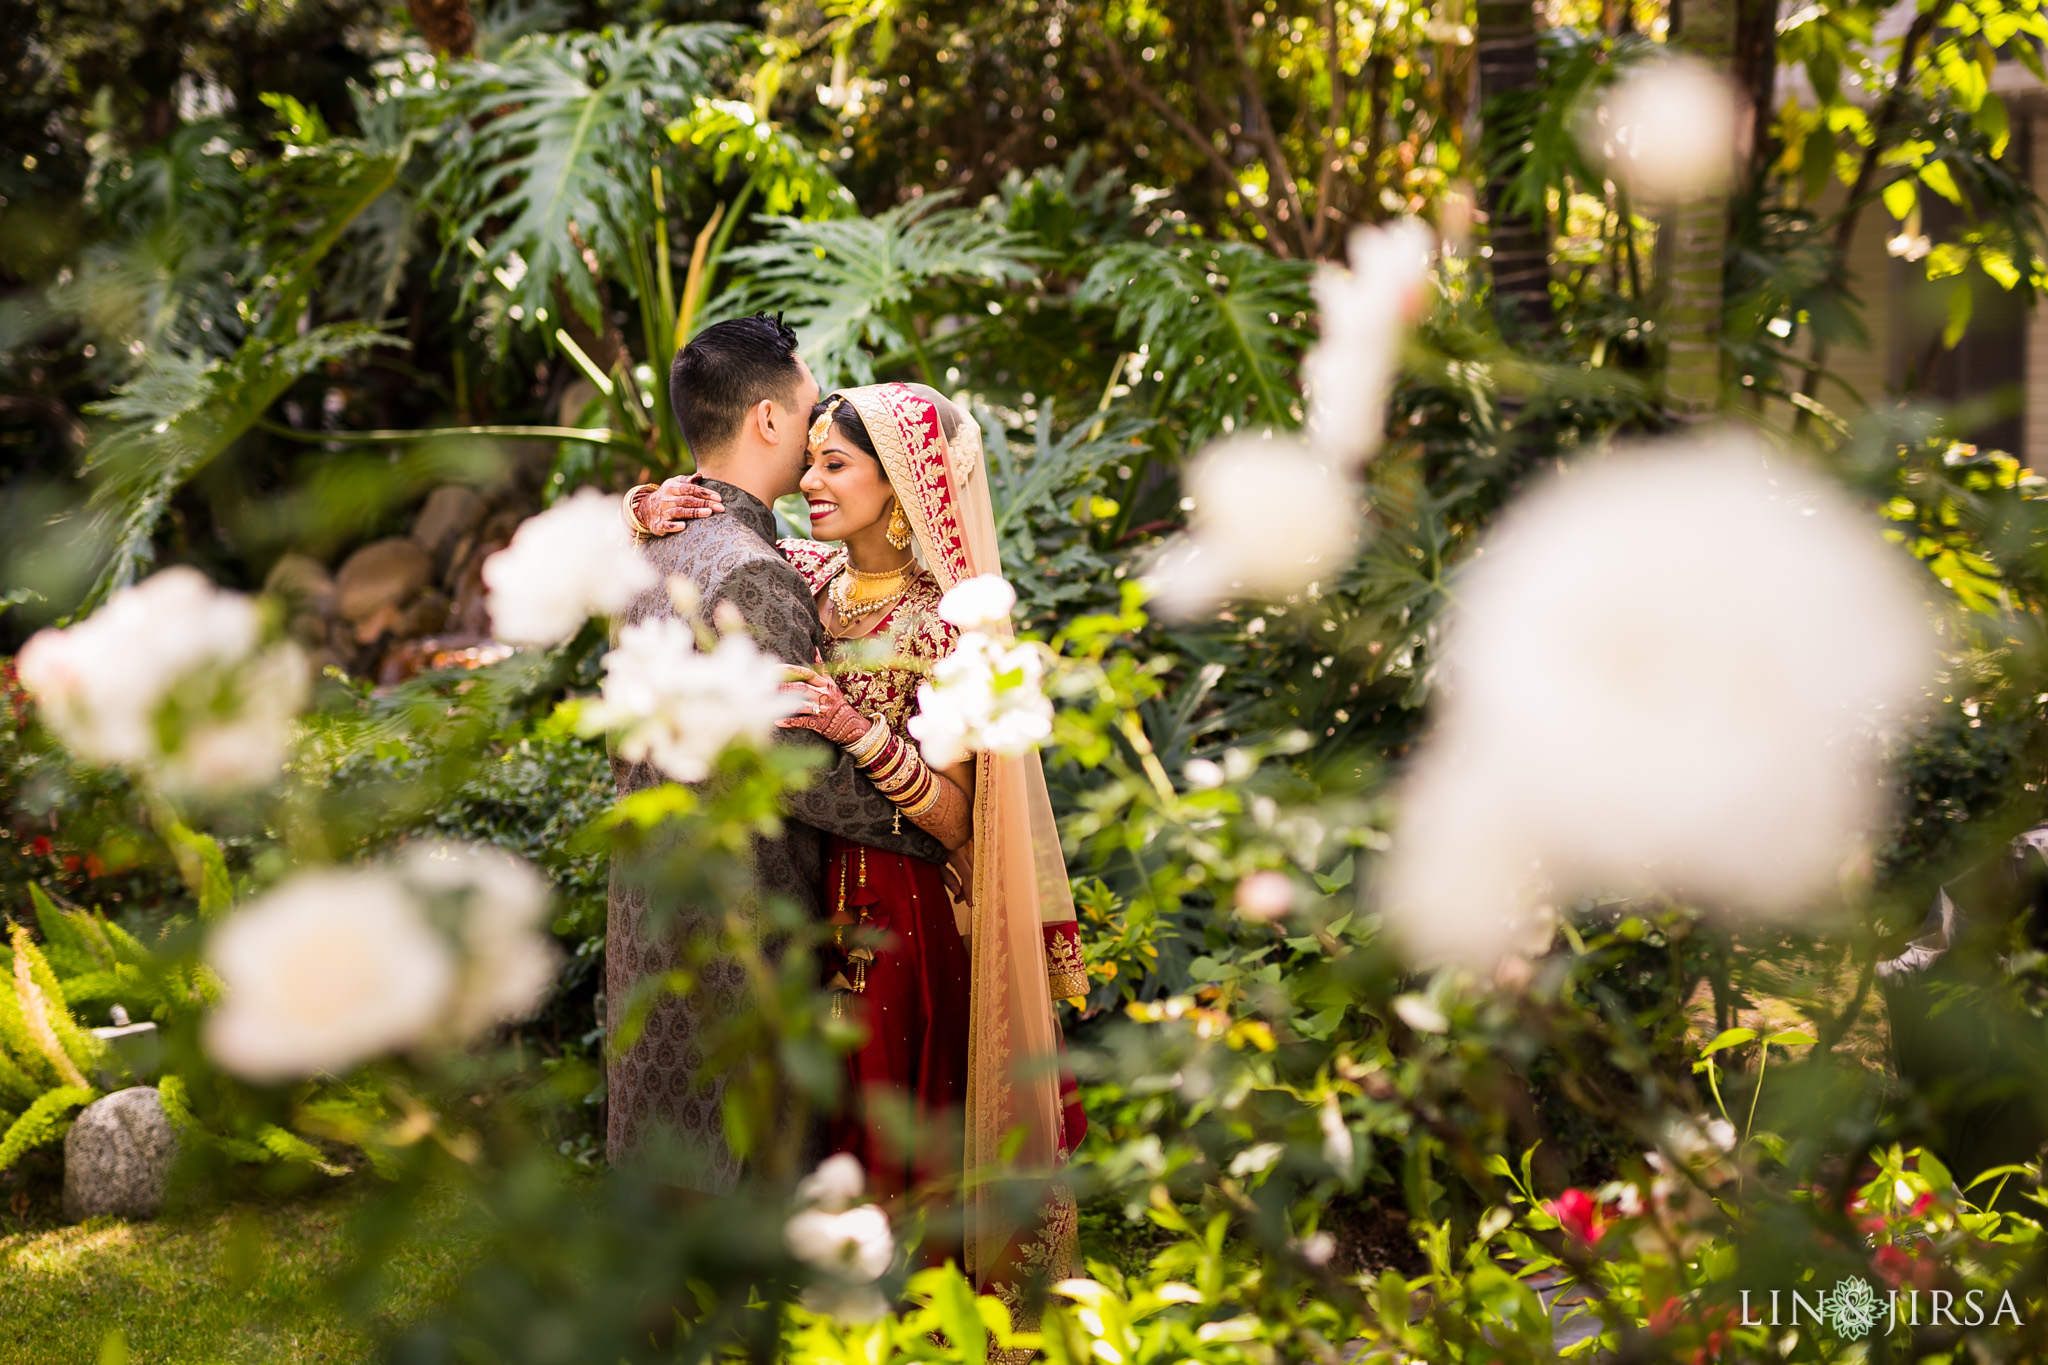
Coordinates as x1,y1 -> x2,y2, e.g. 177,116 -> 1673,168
828,558 -> 916,627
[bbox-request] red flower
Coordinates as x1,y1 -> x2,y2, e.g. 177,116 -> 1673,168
1907,1191 -> 1936,1219
1544,1188 -> 1609,1245
29,836 -> 52,858
1649,1295 -> 1686,1335
83,853 -> 105,879
1874,1242 -> 1937,1291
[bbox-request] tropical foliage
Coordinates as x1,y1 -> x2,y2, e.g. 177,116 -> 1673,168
7,0 -> 2048,1362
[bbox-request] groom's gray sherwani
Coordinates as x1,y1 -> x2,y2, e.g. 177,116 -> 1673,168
603,480 -> 944,1183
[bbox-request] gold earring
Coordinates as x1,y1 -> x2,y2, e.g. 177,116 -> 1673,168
886,501 -> 912,550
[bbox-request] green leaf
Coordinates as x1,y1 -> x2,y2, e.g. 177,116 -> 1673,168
1975,93 -> 2011,157
1764,1029 -> 1816,1047
716,194 -> 1040,388
438,25 -> 735,329
79,322 -> 394,608
1919,160 -> 1965,206
1079,239 -> 1315,444
0,1086 -> 97,1171
1944,279 -> 1974,349
1919,1150 -> 1954,1192
1700,1028 -> 1757,1055
159,818 -> 234,920
1882,177 -> 1919,222
669,99 -> 851,219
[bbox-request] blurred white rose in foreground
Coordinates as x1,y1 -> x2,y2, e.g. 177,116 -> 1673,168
16,566 -> 308,795
1305,218 -> 1434,465
483,488 -> 657,646
786,1154 -> 894,1321
205,870 -> 456,1082
1234,870 -> 1296,923
938,574 -> 1018,631
909,627 -> 1053,768
580,618 -> 797,782
795,1152 -> 866,1212
1147,437 -> 1360,617
398,841 -> 558,1037
1589,56 -> 1740,202
1382,436 -> 1935,969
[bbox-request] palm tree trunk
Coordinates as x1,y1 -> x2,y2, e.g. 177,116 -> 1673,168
1476,0 -> 1553,329
1663,0 -> 1738,418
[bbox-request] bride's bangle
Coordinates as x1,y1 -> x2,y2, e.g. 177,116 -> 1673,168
845,715 -> 891,766
622,484 -> 659,538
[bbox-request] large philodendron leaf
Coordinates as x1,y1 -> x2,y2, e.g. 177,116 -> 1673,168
716,194 -> 1041,385
439,23 -> 737,329
80,323 -> 397,605
1079,239 -> 1315,447
71,122 -> 415,611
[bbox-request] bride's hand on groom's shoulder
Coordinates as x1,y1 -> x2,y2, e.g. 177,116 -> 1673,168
639,474 -> 723,534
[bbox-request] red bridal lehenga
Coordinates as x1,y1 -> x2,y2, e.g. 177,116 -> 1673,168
783,382 -> 1089,1315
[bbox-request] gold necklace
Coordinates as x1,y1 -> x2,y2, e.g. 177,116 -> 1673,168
827,558 -> 916,630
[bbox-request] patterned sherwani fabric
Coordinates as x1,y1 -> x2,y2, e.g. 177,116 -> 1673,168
604,480 -> 947,1184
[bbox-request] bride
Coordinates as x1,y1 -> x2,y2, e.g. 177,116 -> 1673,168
639,381 -> 1087,1305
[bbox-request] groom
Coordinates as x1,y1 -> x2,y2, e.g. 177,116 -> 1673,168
604,313 -> 946,1182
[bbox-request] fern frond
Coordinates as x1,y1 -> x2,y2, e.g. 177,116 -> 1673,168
0,1043 -> 40,1106
9,926 -> 102,1087
0,1086 -> 97,1172
1079,240 -> 1315,447
438,23 -> 736,329
717,194 -> 1041,386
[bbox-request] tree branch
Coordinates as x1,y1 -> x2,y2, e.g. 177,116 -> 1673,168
1219,0 -> 1314,256
1311,0 -> 1349,256
1089,18 -> 1295,255
1795,6 -> 1938,427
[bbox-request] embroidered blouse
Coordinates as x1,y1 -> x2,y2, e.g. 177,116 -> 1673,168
780,539 -> 956,733
781,537 -> 1091,1003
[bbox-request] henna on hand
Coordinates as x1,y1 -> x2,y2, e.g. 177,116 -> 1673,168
637,474 -> 724,535
773,671 -> 870,747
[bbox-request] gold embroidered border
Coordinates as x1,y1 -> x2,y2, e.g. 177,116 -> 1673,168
1043,921 -> 1088,1000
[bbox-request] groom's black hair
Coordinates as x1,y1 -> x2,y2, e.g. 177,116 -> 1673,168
671,312 -> 803,460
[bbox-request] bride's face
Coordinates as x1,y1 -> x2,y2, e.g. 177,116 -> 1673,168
800,435 -> 897,542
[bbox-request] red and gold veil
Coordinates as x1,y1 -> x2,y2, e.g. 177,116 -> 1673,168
833,382 -> 1080,1295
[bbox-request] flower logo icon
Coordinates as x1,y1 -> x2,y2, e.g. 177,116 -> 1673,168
1826,1276 -> 1881,1340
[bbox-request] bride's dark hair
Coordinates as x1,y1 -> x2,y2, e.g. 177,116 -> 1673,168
810,396 -> 880,461
810,387 -> 963,462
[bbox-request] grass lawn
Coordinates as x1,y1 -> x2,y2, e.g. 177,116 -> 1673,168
0,1175 -> 476,1365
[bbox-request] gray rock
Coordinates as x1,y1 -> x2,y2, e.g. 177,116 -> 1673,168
335,538 -> 432,623
411,485 -> 487,572
63,1087 -> 178,1222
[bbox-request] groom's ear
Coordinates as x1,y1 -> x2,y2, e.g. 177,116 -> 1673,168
748,397 -> 779,444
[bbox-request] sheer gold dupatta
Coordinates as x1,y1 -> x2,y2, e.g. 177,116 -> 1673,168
837,383 -> 1077,1293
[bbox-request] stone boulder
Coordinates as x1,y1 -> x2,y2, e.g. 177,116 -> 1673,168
411,485 -> 487,574
336,538 -> 432,624
63,1087 -> 178,1222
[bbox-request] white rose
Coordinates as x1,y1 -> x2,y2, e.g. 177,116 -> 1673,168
1147,437 -> 1361,617
785,1203 -> 894,1283
1305,219 -> 1434,466
581,620 -> 799,782
796,1152 -> 866,1213
1384,435 -> 1936,966
483,489 -> 659,646
1234,871 -> 1296,924
398,841 -> 558,1038
204,870 -> 456,1082
17,567 -> 304,793
1591,56 -> 1739,203
937,575 -> 1018,631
